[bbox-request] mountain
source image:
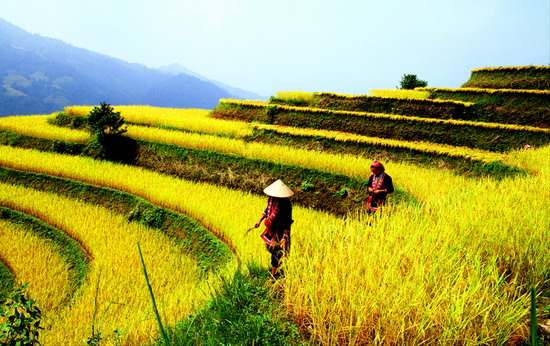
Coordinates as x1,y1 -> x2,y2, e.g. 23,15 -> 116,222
158,63 -> 266,101
0,18 -> 263,117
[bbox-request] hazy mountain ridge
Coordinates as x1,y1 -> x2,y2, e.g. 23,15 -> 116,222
158,63 -> 266,101
0,18 -> 262,117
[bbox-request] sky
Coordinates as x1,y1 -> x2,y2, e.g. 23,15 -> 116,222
0,0 -> 548,97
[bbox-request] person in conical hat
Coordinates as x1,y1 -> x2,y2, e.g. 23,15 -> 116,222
366,161 -> 394,214
252,179 -> 294,278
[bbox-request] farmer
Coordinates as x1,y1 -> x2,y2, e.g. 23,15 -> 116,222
253,179 -> 294,278
366,161 -> 394,213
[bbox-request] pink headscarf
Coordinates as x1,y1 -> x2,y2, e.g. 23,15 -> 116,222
370,161 -> 385,171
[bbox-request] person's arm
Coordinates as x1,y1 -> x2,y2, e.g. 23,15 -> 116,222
254,214 -> 266,228
254,210 -> 267,228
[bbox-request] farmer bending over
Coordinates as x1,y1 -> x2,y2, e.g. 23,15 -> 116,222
253,179 -> 294,278
366,161 -> 394,214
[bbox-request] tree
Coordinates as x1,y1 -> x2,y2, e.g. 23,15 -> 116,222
87,102 -> 126,135
398,74 -> 428,89
84,102 -> 127,159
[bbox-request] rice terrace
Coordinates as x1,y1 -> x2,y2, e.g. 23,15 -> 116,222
0,66 -> 549,345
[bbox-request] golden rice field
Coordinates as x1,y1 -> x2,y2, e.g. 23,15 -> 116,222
65,105 -> 252,137
0,219 -> 72,313
0,181 -> 211,344
0,112 -> 514,203
368,89 -> 431,99
274,91 -> 315,102
0,103 -> 548,344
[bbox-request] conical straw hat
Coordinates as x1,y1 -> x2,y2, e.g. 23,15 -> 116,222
263,179 -> 294,198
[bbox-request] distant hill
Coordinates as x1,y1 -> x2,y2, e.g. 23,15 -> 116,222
158,63 -> 266,101
0,18 -> 265,117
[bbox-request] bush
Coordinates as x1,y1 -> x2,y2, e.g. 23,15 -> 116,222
399,74 -> 428,89
51,139 -> 85,155
84,102 -> 127,159
87,102 -> 126,135
47,112 -> 88,129
0,283 -> 44,345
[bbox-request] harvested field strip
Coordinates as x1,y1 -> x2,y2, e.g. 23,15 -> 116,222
315,91 -> 469,104
0,182 -> 208,345
0,217 -> 74,313
471,66 -> 550,72
47,107 -> 527,178
309,92 -> 477,121
423,86 -> 550,97
5,111 -> 524,180
0,166 -> 231,272
419,87 -> 550,128
272,90 -> 547,127
0,206 -> 90,306
212,99 -> 550,151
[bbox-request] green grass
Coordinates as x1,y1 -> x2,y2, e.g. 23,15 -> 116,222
160,262 -> 302,345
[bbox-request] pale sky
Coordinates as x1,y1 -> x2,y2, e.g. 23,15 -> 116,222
1,0 -> 548,97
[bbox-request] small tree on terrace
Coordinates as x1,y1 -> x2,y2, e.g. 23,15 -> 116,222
87,102 -> 126,135
84,102 -> 127,159
398,74 -> 428,89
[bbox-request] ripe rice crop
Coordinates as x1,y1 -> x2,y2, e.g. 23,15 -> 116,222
0,115 -> 90,143
0,146 -> 332,265
315,91 -> 471,105
471,66 -> 550,72
419,86 -> 550,96
0,144 -> 548,342
65,105 -> 252,137
0,219 -> 72,313
0,182 -> 210,344
275,91 -> 314,102
252,123 -> 508,163
0,113 -> 525,207
369,89 -> 431,99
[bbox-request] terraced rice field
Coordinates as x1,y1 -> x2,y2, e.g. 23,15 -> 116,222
0,67 -> 548,344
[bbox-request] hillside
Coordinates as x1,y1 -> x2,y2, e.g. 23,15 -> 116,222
0,17 -> 262,117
